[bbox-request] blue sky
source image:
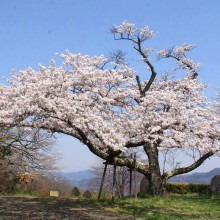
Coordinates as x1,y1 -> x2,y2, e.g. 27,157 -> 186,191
1,0 -> 220,172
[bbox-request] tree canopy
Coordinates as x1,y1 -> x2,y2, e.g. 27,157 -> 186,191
0,21 -> 219,195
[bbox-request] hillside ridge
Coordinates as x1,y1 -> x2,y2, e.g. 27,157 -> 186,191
54,168 -> 220,187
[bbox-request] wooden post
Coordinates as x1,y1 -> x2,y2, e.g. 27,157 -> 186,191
112,163 -> 116,202
121,171 -> 125,197
98,161 -> 108,200
134,152 -> 137,199
129,153 -> 133,197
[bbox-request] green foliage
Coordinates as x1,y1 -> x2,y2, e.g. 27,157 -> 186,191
99,190 -> 111,200
0,146 -> 12,158
71,186 -> 80,197
14,189 -> 33,196
166,183 -> 210,194
83,190 -> 92,199
0,186 -> 15,195
0,172 -> 17,194
96,194 -> 220,219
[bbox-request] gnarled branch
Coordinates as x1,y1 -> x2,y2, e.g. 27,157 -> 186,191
164,151 -> 214,179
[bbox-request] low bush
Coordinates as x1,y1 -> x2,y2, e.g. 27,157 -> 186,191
83,190 -> 92,199
15,189 -> 33,196
166,183 -> 210,194
71,186 -> 80,197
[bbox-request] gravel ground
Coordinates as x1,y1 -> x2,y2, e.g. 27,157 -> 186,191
0,196 -> 137,220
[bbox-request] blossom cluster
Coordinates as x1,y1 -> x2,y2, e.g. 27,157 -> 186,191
158,44 -> 200,76
0,23 -> 219,158
0,52 -> 136,151
113,21 -> 155,40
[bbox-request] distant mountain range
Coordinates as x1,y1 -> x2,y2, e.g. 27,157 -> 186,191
53,168 -> 220,188
53,170 -> 95,188
169,168 -> 220,184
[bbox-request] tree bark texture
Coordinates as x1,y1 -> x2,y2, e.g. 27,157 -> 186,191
144,144 -> 166,196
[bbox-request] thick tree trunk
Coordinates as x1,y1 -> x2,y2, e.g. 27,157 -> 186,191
144,144 -> 166,196
147,172 -> 166,196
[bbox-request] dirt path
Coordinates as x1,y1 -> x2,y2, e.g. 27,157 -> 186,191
0,196 -> 137,220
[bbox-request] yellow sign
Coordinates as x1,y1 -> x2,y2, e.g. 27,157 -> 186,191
49,190 -> 59,197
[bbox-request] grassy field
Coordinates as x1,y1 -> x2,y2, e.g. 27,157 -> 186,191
97,194 -> 220,220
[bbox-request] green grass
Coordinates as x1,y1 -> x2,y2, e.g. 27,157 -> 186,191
96,194 -> 220,220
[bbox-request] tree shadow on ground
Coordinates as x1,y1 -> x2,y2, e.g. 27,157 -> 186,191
0,196 -> 137,220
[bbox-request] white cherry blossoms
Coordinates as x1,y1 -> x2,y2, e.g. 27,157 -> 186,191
0,51 -> 136,152
112,21 -> 155,60
113,20 -> 155,40
122,76 -> 220,154
0,22 -> 220,158
158,44 -> 200,77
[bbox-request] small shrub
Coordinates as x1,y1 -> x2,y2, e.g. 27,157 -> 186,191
167,183 -> 209,194
71,186 -> 80,197
100,190 -> 111,200
15,189 -> 33,196
83,190 -> 92,199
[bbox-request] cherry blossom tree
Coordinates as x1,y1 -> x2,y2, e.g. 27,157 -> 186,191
0,21 -> 220,195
